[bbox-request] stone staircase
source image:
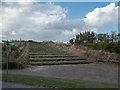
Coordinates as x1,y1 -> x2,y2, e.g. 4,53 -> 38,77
28,42 -> 92,65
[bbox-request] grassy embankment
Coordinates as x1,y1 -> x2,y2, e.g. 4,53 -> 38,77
2,74 -> 119,88
45,41 -> 120,62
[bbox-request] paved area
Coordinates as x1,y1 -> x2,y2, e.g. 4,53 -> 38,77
2,81 -> 44,88
2,63 -> 119,84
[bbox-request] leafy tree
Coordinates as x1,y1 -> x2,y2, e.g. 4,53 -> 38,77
75,35 -> 80,45
89,32 -> 96,43
69,39 -> 74,44
111,31 -> 116,43
98,34 -> 104,42
79,32 -> 84,44
103,33 -> 109,42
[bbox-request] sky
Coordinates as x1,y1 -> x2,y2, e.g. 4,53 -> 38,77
0,1 -> 119,42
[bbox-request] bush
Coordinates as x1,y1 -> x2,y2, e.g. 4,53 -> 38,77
83,42 -> 120,54
2,61 -> 26,69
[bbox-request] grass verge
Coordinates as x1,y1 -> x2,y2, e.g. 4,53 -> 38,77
2,74 -> 118,88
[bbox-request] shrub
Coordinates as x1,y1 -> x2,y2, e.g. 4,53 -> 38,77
2,61 -> 25,69
83,42 -> 120,54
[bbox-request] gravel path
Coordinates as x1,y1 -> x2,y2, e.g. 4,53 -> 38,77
2,63 -> 119,84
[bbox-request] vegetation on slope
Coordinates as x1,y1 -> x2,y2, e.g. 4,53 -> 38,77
45,41 -> 120,62
83,42 -> 120,53
69,32 -> 120,54
2,40 -> 28,69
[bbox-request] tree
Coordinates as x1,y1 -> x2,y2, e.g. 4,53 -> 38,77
75,35 -> 80,45
89,32 -> 96,43
103,33 -> 109,42
79,32 -> 84,44
98,34 -> 104,42
69,39 -> 74,44
111,31 -> 116,43
118,33 -> 120,43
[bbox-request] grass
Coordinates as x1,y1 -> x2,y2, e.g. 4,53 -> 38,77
29,52 -> 49,55
2,74 -> 118,88
29,59 -> 86,62
29,56 -> 79,58
29,42 -> 72,55
29,57 -> 84,60
28,42 -> 89,65
29,55 -> 78,57
29,52 -> 71,54
29,60 -> 92,65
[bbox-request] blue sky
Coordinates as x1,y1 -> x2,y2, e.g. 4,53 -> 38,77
54,2 -> 118,34
55,2 -> 116,19
1,1 -> 119,42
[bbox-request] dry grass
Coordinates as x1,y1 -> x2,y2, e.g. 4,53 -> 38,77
43,41 -> 120,62
2,41 -> 28,62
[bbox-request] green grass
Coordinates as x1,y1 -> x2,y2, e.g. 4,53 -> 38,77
2,74 -> 118,88
29,60 -> 92,65
29,42 -> 72,55
29,55 -> 78,57
29,57 -> 84,60
29,52 -> 49,55
29,55 -> 79,59
28,42 -> 88,65
29,52 -> 72,55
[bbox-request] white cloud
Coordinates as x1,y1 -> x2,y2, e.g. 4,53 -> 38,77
11,31 -> 16,35
3,0 -> 35,3
0,35 -> 6,38
84,3 -> 118,27
1,2 -> 68,40
62,13 -> 66,18
118,6 -> 120,24
73,28 -> 77,33
90,28 -> 97,33
1,1 -> 93,42
64,30 -> 75,35
0,2 -> 118,42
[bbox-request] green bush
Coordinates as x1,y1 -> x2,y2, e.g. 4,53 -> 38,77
83,42 -> 120,53
2,61 -> 26,69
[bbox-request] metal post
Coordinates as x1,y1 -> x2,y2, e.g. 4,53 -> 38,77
6,45 -> 8,75
2,40 -> 14,74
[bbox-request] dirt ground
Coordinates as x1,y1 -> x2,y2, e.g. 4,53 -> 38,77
2,63 -> 119,84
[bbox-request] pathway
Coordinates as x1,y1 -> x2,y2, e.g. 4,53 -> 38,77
2,63 -> 119,84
